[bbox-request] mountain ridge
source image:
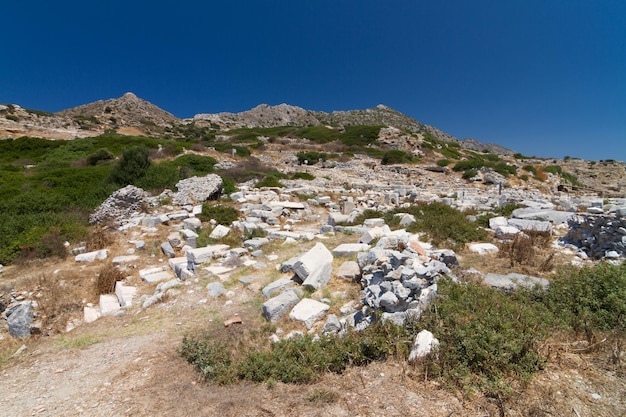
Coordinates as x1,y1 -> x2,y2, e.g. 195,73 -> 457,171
1,92 -> 514,155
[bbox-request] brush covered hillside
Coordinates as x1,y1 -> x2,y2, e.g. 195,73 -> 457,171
1,93 -> 625,416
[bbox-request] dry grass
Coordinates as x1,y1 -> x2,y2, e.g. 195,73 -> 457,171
498,231 -> 555,273
96,264 -> 125,295
85,226 -> 114,251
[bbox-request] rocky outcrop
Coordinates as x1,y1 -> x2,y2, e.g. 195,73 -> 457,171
89,185 -> 151,225
561,212 -> 626,259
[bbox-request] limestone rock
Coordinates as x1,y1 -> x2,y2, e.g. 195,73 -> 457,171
262,290 -> 301,323
289,298 -> 330,329
408,330 -> 439,362
6,302 -> 32,338
173,174 -> 223,205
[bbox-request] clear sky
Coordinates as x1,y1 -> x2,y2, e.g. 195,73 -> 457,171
1,1 -> 625,161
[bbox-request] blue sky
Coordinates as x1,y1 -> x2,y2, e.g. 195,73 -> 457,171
2,1 -> 625,161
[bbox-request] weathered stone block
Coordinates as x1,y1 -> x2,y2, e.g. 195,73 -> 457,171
262,290 -> 301,323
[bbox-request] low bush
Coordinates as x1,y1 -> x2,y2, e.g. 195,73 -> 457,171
436,159 -> 451,167
255,175 -> 285,188
198,203 -> 240,225
394,202 -> 487,248
418,278 -> 551,395
181,319 -> 410,385
542,263 -> 626,335
292,171 -> 315,180
381,150 -> 414,165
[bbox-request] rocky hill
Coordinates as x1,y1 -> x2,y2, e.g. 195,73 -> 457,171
2,93 -> 511,155
56,92 -> 180,134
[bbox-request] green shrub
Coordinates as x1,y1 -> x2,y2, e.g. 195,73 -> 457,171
542,263 -> 626,335
297,151 -> 327,165
453,158 -> 485,172
292,171 -> 315,180
439,145 -> 461,160
108,146 -> 151,186
198,204 -> 240,225
381,150 -> 414,165
86,148 -> 114,166
255,175 -> 285,188
418,279 -> 551,395
394,202 -> 487,248
522,164 -> 537,175
462,169 -> 478,179
543,165 -> 562,175
492,162 -> 517,177
436,159 -> 451,167
181,320 -> 410,385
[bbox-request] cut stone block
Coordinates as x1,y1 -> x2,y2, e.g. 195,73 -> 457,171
115,282 -> 137,307
75,250 -> 108,262
364,218 -> 385,227
302,261 -> 333,290
495,225 -> 521,239
262,278 -> 298,298
293,242 -> 333,281
209,225 -> 230,239
100,294 -> 121,316
332,243 -> 370,257
262,290 -> 301,323
289,298 -> 330,329
84,305 -> 101,323
468,243 -> 499,255
139,266 -> 173,284
160,242 -> 176,258
186,244 -> 230,264
112,255 -> 139,265
183,217 -> 202,231
484,273 -> 550,291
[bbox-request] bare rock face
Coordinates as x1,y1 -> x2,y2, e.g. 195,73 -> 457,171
89,185 -> 151,225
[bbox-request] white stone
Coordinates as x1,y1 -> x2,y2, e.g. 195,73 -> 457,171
332,243 -> 370,256
262,290 -> 301,323
115,282 -> 137,307
468,243 -> 499,255
289,298 -> 330,329
495,225 -> 521,239
209,225 -> 230,239
488,216 -> 508,229
186,244 -> 230,264
75,249 -> 108,262
111,255 -> 139,265
408,330 -> 439,362
293,242 -> 333,281
99,294 -> 121,316
83,306 -> 101,323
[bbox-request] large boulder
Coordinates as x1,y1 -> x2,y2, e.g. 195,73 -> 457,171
6,302 -> 32,338
173,174 -> 222,205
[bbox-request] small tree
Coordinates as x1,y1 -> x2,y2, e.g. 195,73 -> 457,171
109,146 -> 151,186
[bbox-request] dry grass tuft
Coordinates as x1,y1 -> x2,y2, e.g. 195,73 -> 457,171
96,264 -> 125,295
498,231 -> 555,273
86,226 -> 113,251
33,273 -> 94,334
